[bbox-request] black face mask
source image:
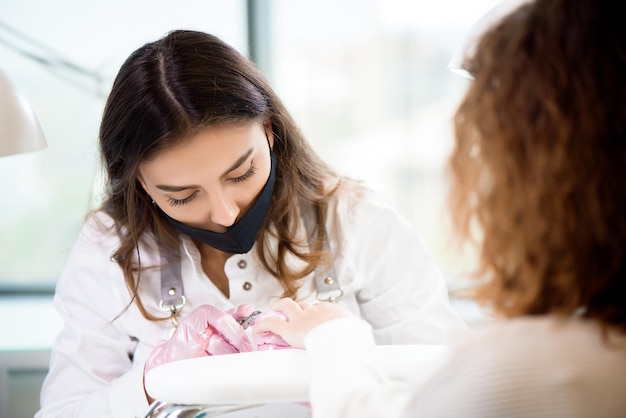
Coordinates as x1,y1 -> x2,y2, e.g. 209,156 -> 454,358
162,151 -> 276,254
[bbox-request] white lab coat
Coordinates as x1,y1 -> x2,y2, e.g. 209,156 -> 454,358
37,182 -> 466,418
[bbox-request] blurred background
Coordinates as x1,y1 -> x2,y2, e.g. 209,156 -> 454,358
0,0 -> 501,416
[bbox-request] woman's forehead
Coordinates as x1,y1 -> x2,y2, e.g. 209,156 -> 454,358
139,122 -> 266,179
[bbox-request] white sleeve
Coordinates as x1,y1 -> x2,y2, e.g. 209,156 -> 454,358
305,319 -> 497,418
304,318 -> 416,418
340,190 -> 468,344
304,319 -> 603,418
36,219 -> 150,418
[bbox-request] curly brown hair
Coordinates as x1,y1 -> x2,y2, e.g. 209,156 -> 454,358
448,0 -> 626,332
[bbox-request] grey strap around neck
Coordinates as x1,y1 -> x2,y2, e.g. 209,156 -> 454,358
158,244 -> 185,314
311,225 -> 343,302
158,212 -> 342,311
314,253 -> 343,302
302,209 -> 343,302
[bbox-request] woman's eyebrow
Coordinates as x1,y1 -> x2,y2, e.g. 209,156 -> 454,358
154,148 -> 255,192
221,147 -> 253,177
155,184 -> 197,192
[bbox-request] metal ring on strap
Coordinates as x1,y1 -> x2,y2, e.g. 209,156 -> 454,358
316,287 -> 344,303
158,295 -> 187,313
315,271 -> 343,303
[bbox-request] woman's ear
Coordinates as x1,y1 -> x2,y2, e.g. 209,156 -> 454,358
137,175 -> 150,195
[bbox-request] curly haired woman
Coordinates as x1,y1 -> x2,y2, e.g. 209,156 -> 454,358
260,0 -> 626,416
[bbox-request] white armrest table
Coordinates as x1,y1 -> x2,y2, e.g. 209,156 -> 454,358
141,344 -> 447,418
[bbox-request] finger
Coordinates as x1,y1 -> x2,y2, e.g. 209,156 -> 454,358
298,302 -> 311,310
231,304 -> 254,318
270,297 -> 302,317
254,316 -> 288,334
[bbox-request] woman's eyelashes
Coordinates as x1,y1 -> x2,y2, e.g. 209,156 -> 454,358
230,164 -> 257,184
165,163 -> 258,207
167,191 -> 199,207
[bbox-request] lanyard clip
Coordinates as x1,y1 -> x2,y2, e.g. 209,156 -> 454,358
316,275 -> 343,303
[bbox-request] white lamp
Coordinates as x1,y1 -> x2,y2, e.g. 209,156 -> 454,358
0,69 -> 47,157
448,0 -> 531,79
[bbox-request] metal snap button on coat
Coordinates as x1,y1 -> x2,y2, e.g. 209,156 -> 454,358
242,281 -> 252,291
237,260 -> 247,269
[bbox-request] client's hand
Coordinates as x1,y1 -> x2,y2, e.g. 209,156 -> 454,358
254,298 -> 355,349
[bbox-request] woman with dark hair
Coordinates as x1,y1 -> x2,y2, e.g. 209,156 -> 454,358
36,30 -> 465,417
259,0 -> 626,416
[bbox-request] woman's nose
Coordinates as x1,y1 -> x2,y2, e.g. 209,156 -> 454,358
209,192 -> 239,228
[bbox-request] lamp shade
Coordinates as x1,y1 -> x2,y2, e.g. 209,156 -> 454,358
448,0 -> 531,79
0,69 -> 47,157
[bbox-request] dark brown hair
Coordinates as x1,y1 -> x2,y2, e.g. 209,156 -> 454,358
98,30 -> 339,320
449,0 -> 626,332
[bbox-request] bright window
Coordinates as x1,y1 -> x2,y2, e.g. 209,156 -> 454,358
0,0 -> 246,290
268,0 -> 501,286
